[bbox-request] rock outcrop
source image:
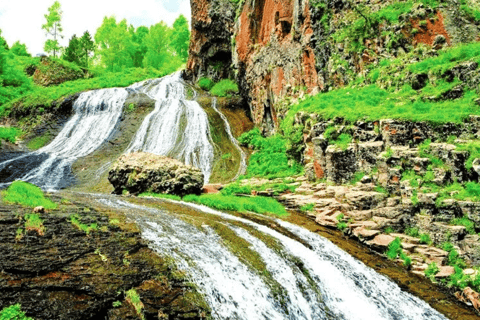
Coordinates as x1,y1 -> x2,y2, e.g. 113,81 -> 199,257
0,199 -> 210,319
108,152 -> 204,196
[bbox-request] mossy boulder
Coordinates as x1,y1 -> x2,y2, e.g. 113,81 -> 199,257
109,152 -> 204,196
32,57 -> 84,87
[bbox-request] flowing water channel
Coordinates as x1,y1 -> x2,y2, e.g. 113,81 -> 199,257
93,195 -> 448,320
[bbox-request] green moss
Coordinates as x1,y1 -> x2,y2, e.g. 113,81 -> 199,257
0,304 -> 34,320
25,213 -> 45,235
27,133 -> 51,150
1,181 -> 57,209
210,79 -> 239,97
126,289 -> 144,320
71,214 -> 98,235
198,77 -> 214,91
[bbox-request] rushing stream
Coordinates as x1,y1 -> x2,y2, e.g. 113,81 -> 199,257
95,195 -> 448,320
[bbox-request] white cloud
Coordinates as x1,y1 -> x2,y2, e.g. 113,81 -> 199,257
0,0 -> 191,55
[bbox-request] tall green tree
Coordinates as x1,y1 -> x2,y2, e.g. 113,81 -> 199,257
130,26 -> 149,67
63,35 -> 81,65
0,30 -> 8,51
10,41 -> 31,57
79,31 -> 95,69
95,17 -> 134,71
171,15 -> 190,62
143,22 -> 171,70
42,1 -> 63,57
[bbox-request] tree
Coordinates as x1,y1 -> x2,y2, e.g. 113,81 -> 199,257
130,26 -> 149,67
0,29 -> 8,51
10,41 -> 31,57
42,1 -> 63,57
171,15 -> 190,62
95,17 -> 134,71
79,31 -> 94,69
63,35 -> 81,65
143,22 -> 171,70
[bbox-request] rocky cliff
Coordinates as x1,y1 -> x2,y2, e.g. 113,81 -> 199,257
187,0 -> 480,133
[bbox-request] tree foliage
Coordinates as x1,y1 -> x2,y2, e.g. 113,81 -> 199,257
10,41 -> 31,57
63,31 -> 94,68
171,15 -> 190,62
42,1 -> 63,57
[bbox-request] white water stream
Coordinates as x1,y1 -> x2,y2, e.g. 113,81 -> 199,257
126,72 -> 215,183
97,196 -> 448,320
0,88 -> 128,190
211,98 -> 247,180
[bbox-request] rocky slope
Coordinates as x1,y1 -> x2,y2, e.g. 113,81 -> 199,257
187,0 -> 480,133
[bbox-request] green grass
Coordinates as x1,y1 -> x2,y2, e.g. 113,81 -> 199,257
210,79 -> 239,97
26,134 -> 51,150
1,181 -> 57,209
220,180 -> 297,197
0,127 -> 21,143
332,133 -> 353,151
183,194 -> 288,216
0,304 -> 34,320
300,203 -> 315,213
198,77 -> 214,91
450,216 -> 476,235
425,262 -> 440,278
138,192 -> 182,201
239,128 -> 303,179
0,68 -> 166,118
70,214 -> 97,235
24,213 -> 45,235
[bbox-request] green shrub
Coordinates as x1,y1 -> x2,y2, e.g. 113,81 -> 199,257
405,226 -> 420,238
419,233 -> 432,245
210,79 -> 239,97
300,203 -> 315,212
386,237 -> 402,259
399,251 -> 412,267
1,181 -> 57,209
0,304 -> 34,320
183,194 -> 288,216
198,77 -> 214,91
238,128 -> 303,179
425,262 -> 440,278
384,226 -> 394,234
0,127 -> 21,143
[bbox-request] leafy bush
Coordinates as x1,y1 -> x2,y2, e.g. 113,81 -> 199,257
0,304 -> 33,320
238,128 -> 303,179
1,181 -> 57,209
210,79 -> 239,97
0,127 -> 21,143
198,77 -> 214,91
183,194 -> 288,216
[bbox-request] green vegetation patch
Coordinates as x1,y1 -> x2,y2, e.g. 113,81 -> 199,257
210,79 -> 239,97
70,214 -> 98,235
1,181 -> 57,209
239,128 -> 303,179
0,304 -> 34,320
125,289 -> 144,320
25,213 -> 45,235
0,126 -> 21,143
26,133 -> 51,150
183,194 -> 288,216
198,77 -> 214,91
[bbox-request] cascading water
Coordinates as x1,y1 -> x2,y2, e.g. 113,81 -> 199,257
0,88 -> 128,190
96,196 -> 448,320
126,72 -> 215,183
211,98 -> 247,180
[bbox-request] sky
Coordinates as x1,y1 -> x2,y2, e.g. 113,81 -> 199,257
0,0 -> 191,55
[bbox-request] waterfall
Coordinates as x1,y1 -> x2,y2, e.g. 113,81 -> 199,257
211,98 -> 247,180
97,196 -> 448,320
126,72 -> 215,183
0,88 -> 128,190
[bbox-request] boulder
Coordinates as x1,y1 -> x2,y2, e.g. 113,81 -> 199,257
108,152 -> 204,196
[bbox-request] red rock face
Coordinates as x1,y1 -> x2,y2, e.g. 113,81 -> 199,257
235,0 -> 320,133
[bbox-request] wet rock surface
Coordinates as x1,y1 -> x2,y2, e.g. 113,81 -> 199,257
0,197 -> 209,320
109,152 -> 204,196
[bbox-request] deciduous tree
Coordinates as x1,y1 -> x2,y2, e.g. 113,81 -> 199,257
42,1 -> 63,58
